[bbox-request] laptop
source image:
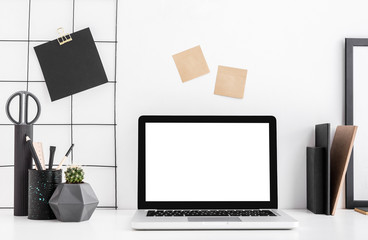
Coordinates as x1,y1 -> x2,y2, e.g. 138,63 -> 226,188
131,115 -> 298,230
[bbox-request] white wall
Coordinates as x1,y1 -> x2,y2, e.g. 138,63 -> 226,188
1,0 -> 366,210
117,0 -> 368,209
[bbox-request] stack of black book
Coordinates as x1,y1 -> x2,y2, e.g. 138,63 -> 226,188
307,124 -> 331,215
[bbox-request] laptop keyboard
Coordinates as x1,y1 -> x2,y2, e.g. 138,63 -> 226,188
147,210 -> 276,217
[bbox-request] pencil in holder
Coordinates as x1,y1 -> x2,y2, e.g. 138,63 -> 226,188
28,169 -> 62,220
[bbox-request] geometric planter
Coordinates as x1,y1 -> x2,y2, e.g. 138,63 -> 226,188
49,183 -> 99,222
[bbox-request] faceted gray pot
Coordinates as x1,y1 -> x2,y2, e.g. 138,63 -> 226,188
49,183 -> 99,222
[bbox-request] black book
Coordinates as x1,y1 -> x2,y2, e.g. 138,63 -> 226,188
307,147 -> 326,214
306,123 -> 331,215
34,28 -> 108,101
315,124 -> 330,215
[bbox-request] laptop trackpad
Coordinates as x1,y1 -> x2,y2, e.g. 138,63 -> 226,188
188,217 -> 241,222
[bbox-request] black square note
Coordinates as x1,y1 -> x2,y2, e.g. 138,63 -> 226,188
34,28 -> 108,101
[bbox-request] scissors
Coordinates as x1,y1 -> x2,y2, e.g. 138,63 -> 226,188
5,91 -> 41,125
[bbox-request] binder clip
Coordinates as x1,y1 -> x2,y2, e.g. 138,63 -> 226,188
57,27 -> 72,45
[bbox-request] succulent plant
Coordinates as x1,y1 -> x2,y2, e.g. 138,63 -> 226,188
65,165 -> 84,184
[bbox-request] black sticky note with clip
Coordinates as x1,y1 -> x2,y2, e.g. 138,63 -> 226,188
34,28 -> 108,101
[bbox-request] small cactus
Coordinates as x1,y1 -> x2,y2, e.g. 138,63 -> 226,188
65,165 -> 84,184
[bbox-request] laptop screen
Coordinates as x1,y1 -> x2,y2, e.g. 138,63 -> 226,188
138,116 -> 278,209
146,122 -> 270,202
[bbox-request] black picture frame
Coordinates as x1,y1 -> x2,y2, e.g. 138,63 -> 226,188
137,115 -> 278,210
345,38 -> 368,208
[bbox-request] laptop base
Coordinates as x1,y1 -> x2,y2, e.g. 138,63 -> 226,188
131,209 -> 298,230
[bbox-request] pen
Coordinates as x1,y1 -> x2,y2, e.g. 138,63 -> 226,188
56,144 -> 74,170
48,146 -> 56,170
25,136 -> 43,171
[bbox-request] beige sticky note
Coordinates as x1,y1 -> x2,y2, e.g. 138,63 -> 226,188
214,65 -> 248,99
172,45 -> 210,82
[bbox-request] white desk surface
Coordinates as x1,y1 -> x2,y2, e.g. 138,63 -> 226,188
0,209 -> 367,240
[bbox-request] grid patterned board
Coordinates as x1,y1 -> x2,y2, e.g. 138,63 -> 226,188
0,0 -> 118,209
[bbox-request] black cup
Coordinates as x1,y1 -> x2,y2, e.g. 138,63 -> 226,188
28,169 -> 62,220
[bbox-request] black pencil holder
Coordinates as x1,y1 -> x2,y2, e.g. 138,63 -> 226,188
28,169 -> 62,220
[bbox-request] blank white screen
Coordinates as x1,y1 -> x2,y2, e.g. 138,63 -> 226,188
145,123 -> 270,201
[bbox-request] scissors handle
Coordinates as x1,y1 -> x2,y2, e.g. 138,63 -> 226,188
5,91 -> 41,125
